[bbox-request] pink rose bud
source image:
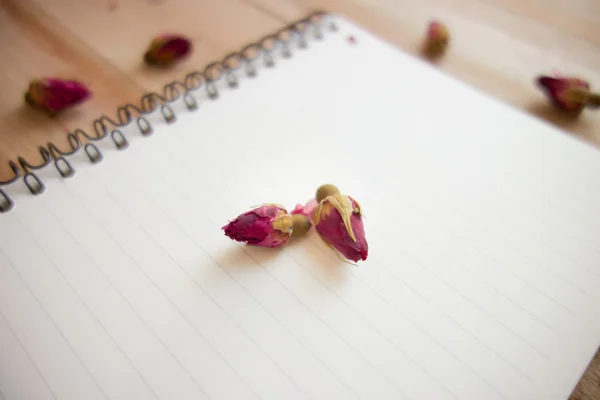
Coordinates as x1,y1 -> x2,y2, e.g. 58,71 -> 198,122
144,35 -> 192,66
25,78 -> 91,115
536,74 -> 600,114
291,198 -> 319,225
313,184 -> 369,263
222,204 -> 311,248
424,21 -> 450,56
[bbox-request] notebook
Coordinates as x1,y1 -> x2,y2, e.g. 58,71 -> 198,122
1,11 -> 599,400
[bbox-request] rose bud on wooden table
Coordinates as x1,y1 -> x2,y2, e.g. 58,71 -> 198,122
24,78 -> 91,116
423,21 -> 450,57
536,74 -> 600,115
144,34 -> 192,66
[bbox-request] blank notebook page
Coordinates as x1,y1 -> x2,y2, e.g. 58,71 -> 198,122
1,15 -> 600,400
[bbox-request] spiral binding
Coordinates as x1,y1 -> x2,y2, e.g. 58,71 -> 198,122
0,10 -> 335,213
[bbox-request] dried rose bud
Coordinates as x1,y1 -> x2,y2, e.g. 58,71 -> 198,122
25,78 -> 91,115
313,184 -> 369,263
536,74 -> 600,114
144,35 -> 192,66
424,21 -> 450,56
291,198 -> 319,225
222,204 -> 311,248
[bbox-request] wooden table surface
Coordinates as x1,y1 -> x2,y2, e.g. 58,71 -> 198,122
1,0 -> 599,398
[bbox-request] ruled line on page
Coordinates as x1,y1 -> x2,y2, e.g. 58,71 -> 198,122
0,234 -> 108,400
288,238 -> 505,398
113,142 -> 465,400
376,177 -> 581,319
19,199 -> 209,398
376,154 -> 600,283
176,110 -> 597,322
311,230 -> 537,377
384,193 -> 583,316
118,149 -> 479,399
0,307 -> 57,400
360,195 -> 584,359
301,118 -> 600,311
20,170 -> 241,398
165,123 -> 548,371
9,207 -> 164,400
260,244 -> 469,400
46,176 -> 300,400
371,194 -> 567,336
61,164 -> 354,399
91,145 -> 397,395
35,199 -> 209,400
241,246 -> 416,400
156,115 -> 592,396
466,190 -> 600,268
245,241 -> 463,400
389,182 -> 600,284
303,121 -> 600,299
97,128 -> 454,396
370,205 -> 560,358
98,185 -> 347,399
166,129 -> 523,389
303,234 -> 518,397
121,126 -> 510,400
45,192 -> 261,400
44,179 -> 305,400
378,167 -> 600,300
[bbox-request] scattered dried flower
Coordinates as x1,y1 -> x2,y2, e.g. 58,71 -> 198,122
25,78 -> 91,115
536,74 -> 600,114
144,34 -> 192,66
223,204 -> 311,248
313,184 -> 369,263
424,21 -> 450,57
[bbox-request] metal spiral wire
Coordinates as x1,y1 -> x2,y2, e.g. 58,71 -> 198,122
0,10 -> 332,213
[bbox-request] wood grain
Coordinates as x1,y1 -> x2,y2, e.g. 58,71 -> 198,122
0,0 -> 598,398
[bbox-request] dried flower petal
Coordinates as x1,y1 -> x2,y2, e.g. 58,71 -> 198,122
144,35 -> 192,66
223,204 -> 311,248
536,74 -> 600,114
313,185 -> 368,263
291,198 -> 319,225
25,78 -> 91,115
424,21 -> 450,56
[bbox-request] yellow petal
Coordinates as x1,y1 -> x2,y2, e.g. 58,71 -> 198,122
272,214 -> 293,233
347,196 -> 362,216
327,194 -> 356,242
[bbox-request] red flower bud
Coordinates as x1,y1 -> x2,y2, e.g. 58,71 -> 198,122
313,185 -> 368,263
536,74 -> 600,114
223,204 -> 311,248
291,198 -> 318,225
424,21 -> 450,56
25,78 -> 91,115
144,35 -> 192,66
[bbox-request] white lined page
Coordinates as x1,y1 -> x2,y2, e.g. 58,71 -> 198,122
1,14 -> 600,400
0,304 -> 56,400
